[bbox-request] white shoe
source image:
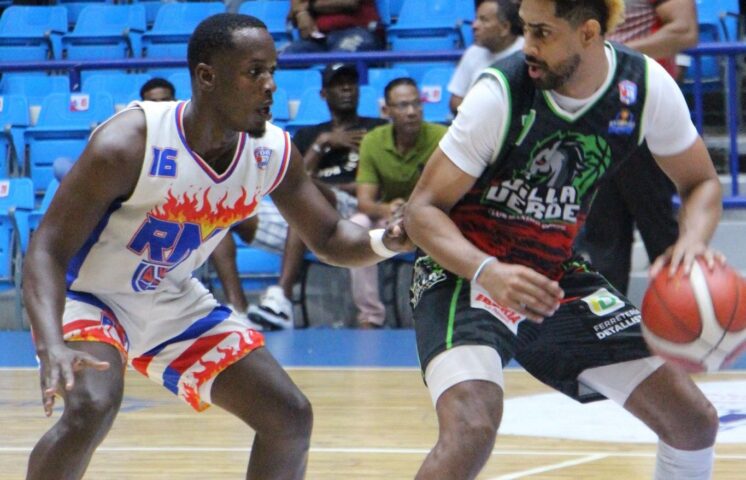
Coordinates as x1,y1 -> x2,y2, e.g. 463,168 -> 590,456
248,286 -> 294,330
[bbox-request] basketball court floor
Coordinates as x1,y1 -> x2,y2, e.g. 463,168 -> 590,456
1,329 -> 745,479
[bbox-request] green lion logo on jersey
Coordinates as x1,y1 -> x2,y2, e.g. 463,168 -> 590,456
482,131 -> 612,223
522,131 -> 611,197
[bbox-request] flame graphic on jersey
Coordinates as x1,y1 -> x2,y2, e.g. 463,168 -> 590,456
150,188 -> 258,240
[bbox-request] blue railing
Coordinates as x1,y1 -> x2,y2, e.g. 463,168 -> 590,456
0,50 -> 463,89
685,42 -> 745,202
1,45 -> 744,202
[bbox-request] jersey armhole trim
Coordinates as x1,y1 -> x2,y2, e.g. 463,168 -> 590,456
638,56 -> 652,146
266,131 -> 291,195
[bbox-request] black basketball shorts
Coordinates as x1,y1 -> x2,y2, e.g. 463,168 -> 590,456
410,255 -> 652,402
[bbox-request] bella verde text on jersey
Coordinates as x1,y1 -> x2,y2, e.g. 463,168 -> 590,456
483,180 -> 580,222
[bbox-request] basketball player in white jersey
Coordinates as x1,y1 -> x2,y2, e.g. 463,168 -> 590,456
23,14 -> 410,480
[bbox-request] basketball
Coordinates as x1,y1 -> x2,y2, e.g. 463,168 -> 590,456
641,257 -> 746,372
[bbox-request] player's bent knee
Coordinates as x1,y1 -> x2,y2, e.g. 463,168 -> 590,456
675,401 -> 719,447
276,389 -> 313,438
437,382 -> 502,450
62,388 -> 122,433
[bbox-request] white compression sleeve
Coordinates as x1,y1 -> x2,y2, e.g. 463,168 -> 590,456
654,440 -> 714,480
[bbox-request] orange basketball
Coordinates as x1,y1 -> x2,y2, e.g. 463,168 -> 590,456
641,257 -> 746,372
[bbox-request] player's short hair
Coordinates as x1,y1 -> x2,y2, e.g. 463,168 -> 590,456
552,0 -> 624,35
187,13 -> 267,76
384,77 -> 418,103
480,0 -> 523,36
139,77 -> 175,100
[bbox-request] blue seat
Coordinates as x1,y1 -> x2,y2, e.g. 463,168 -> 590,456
132,0 -> 164,27
15,177 -> 59,255
389,33 -> 460,83
285,87 -> 330,134
63,4 -> 146,60
376,0 -> 405,25
392,61 -> 454,84
57,0 -> 115,27
168,71 -> 191,101
0,6 -> 68,60
387,0 -> 473,50
271,87 -> 290,129
358,85 -> 381,118
143,2 -> 225,59
239,0 -> 293,49
82,72 -> 152,106
0,74 -> 70,107
701,0 -> 740,41
274,69 -> 322,104
147,67 -> 189,83
420,66 -> 454,123
25,92 -> 114,192
366,66 -> 410,100
233,236 -> 282,291
0,94 -> 30,177
0,177 -> 33,309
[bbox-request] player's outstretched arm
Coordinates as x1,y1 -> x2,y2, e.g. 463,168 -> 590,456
404,148 -> 562,321
651,136 -> 722,278
270,141 -> 411,267
23,108 -> 146,415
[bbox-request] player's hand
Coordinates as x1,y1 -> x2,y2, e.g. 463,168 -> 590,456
386,198 -> 406,219
37,343 -> 110,417
296,14 -> 318,39
319,129 -> 366,151
478,260 -> 564,323
382,208 -> 414,253
650,239 -> 726,278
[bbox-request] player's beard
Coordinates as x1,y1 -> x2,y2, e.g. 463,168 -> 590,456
527,53 -> 581,91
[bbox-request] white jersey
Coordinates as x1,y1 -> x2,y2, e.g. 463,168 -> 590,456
67,100 -> 291,295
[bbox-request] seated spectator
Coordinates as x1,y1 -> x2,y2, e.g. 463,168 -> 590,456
140,77 -> 175,102
284,0 -> 383,53
216,64 -> 386,330
448,0 -> 523,115
354,77 -> 447,327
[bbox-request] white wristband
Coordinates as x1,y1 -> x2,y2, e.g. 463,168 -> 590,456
472,256 -> 497,284
368,228 -> 398,259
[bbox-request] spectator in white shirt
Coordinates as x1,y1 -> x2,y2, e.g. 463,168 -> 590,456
447,0 -> 524,115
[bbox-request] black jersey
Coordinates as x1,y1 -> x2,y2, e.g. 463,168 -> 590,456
450,43 -> 649,280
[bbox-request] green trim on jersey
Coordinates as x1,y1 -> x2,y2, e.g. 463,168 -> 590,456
446,277 -> 464,348
516,108 -> 536,146
483,67 -> 513,163
541,43 -> 619,123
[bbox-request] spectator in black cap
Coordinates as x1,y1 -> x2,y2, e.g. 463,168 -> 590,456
247,63 -> 389,330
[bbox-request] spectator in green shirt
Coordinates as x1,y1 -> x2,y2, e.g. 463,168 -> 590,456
352,77 -> 447,328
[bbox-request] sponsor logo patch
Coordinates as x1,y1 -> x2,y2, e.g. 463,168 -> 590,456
582,288 -> 624,316
608,108 -> 636,135
618,80 -> 638,105
470,283 -> 525,335
253,146 -> 272,169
